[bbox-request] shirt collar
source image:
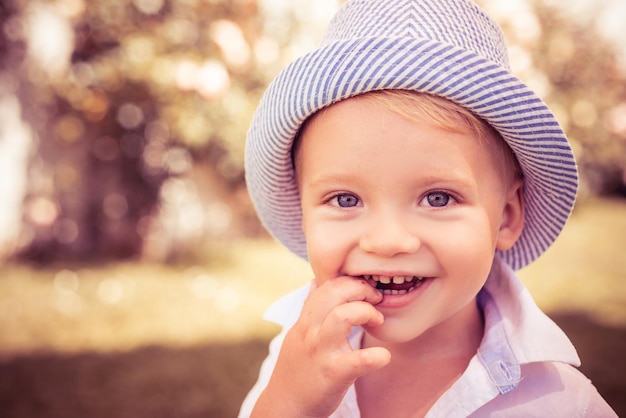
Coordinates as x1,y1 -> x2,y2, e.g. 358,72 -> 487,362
482,255 -> 580,367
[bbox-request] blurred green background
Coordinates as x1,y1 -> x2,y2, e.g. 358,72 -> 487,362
0,0 -> 625,416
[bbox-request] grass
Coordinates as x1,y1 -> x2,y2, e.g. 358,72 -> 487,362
0,197 -> 624,417
518,197 -> 626,326
0,240 -> 312,356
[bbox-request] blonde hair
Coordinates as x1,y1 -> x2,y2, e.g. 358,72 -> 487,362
294,90 -> 522,182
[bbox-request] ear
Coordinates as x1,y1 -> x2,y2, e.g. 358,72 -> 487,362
496,179 -> 525,251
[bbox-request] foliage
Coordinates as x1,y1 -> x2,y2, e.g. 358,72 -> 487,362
1,0 -> 293,262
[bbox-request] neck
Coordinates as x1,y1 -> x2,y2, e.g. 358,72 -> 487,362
355,300 -> 485,418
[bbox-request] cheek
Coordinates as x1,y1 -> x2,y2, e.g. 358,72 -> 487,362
304,219 -> 354,282
435,214 -> 498,275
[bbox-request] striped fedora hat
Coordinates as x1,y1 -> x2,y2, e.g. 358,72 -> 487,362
245,0 -> 578,270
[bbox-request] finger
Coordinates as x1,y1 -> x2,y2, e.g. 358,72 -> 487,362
327,346 -> 391,384
302,277 -> 382,326
342,277 -> 383,305
296,279 -> 321,328
318,301 -> 384,349
303,278 -> 318,303
318,276 -> 383,305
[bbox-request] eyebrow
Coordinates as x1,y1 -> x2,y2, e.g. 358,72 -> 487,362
412,174 -> 476,190
304,173 -> 360,190
304,172 -> 476,191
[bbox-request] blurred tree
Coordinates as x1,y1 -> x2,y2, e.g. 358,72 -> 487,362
1,0 -> 277,262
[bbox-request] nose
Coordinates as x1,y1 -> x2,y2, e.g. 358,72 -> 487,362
359,210 -> 421,257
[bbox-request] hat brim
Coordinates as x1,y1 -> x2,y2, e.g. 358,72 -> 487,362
245,36 -> 578,270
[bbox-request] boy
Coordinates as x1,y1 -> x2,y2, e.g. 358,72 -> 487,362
239,0 -> 618,416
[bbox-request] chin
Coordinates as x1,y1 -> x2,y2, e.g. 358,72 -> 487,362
362,322 -> 428,345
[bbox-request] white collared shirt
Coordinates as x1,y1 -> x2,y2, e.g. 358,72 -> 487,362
238,256 -> 617,417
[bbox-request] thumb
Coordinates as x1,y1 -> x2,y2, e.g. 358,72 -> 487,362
357,346 -> 392,373
337,346 -> 391,383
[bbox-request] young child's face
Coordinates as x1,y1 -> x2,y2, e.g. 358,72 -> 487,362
294,95 -> 523,344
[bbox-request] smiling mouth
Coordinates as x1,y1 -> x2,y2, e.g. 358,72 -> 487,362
361,275 -> 427,295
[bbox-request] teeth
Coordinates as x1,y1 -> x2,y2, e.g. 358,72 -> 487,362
382,288 -> 409,295
365,275 -> 422,284
360,275 -> 427,295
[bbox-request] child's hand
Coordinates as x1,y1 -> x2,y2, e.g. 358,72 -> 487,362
252,277 -> 391,418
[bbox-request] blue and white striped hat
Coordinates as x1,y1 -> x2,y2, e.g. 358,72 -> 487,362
245,0 -> 578,270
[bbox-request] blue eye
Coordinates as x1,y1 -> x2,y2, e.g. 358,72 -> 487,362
422,192 -> 454,207
332,193 -> 360,208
